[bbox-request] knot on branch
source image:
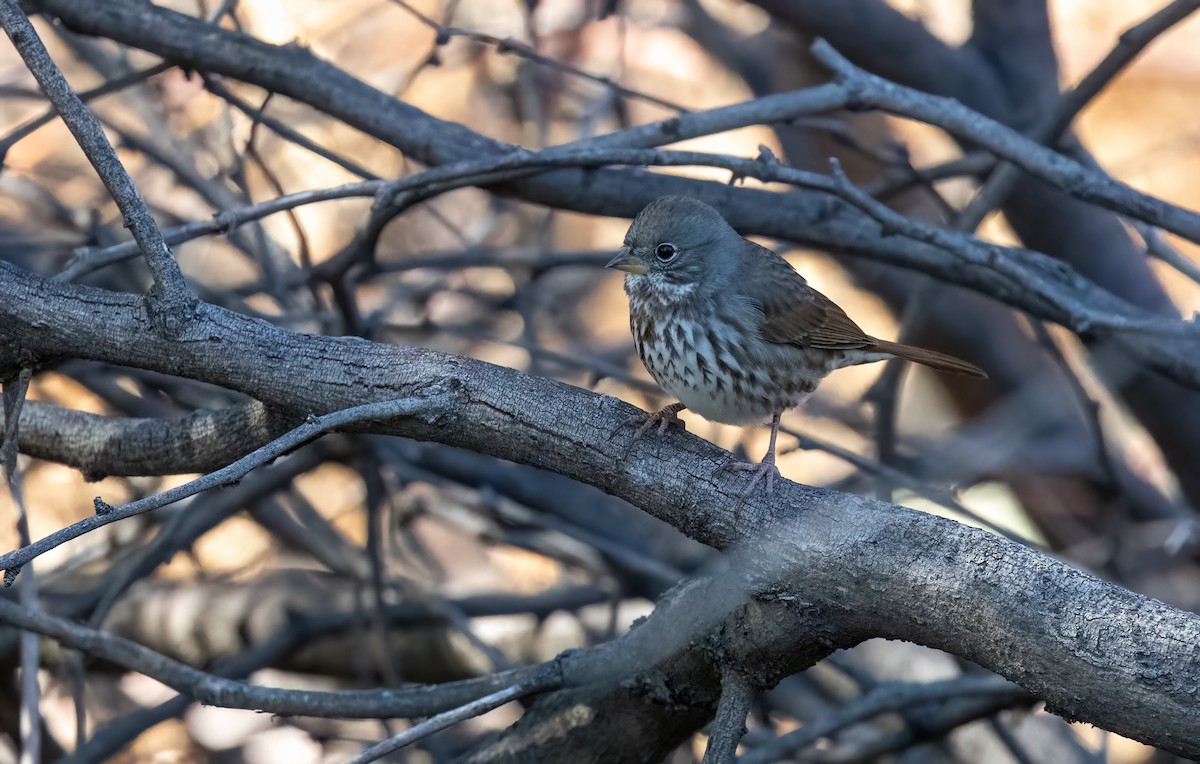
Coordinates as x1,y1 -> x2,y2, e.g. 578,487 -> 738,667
143,282 -> 198,339
213,209 -> 241,232
840,82 -> 873,113
730,145 -> 781,186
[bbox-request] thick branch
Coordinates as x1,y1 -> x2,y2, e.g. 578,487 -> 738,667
0,263 -> 1197,755
3,400 -> 295,479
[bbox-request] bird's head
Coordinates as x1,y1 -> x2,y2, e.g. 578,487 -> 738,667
607,196 -> 740,298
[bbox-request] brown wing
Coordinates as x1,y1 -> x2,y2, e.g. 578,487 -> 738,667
743,242 -> 875,351
741,242 -> 987,377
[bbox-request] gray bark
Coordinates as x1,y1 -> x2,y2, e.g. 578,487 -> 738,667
1,260 -> 1198,757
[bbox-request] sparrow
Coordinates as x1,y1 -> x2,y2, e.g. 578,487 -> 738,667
608,195 -> 985,498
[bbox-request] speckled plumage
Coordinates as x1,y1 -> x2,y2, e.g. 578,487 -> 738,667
627,278 -> 828,425
608,195 -> 985,496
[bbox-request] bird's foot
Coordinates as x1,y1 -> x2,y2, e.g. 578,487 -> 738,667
613,402 -> 687,456
716,450 -> 779,510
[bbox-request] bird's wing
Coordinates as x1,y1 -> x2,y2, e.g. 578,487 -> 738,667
744,243 -> 875,351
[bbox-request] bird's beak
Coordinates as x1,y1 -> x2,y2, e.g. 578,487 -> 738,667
606,249 -> 647,275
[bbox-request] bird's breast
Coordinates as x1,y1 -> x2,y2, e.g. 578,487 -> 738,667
628,297 -> 819,425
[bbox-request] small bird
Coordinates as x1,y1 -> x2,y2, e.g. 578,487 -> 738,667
608,195 -> 986,498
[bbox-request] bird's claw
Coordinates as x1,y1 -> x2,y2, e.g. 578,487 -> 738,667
716,453 -> 779,516
612,403 -> 686,456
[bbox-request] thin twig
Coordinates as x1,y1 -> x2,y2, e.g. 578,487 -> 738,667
820,157 -> 1194,339
237,91 -> 314,282
0,0 -> 194,324
0,61 -> 173,162
2,369 -> 39,764
740,676 -> 1031,764
560,83 -> 847,151
0,595 -> 551,719
58,177 -> 384,281
989,716 -> 1038,764
779,424 -> 1039,548
1029,324 -> 1122,494
387,0 -> 685,113
0,395 -> 450,584
861,151 -> 995,200
1133,220 -> 1200,286
84,447 -> 334,632
346,679 -> 552,764
203,75 -> 382,181
361,456 -> 404,687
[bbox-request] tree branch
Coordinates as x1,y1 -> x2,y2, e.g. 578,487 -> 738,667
0,0 -> 194,326
701,669 -> 755,764
740,676 -> 1033,764
0,396 -> 449,583
958,0 -> 1200,230
0,262 -> 1197,755
809,39 -> 1200,246
347,680 -> 548,764
748,0 -> 1200,526
31,0 -> 1200,308
0,596 -> 553,718
2,400 -> 295,479
38,142 -> 1200,386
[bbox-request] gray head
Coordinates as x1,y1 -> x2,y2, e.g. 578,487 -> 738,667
606,196 -> 742,294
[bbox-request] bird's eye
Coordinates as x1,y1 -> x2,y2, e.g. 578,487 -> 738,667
655,243 -> 677,262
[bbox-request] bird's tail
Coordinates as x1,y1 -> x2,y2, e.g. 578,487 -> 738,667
868,339 -> 987,378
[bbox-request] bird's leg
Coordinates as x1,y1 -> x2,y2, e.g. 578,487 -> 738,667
613,401 -> 687,452
717,412 -> 783,503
